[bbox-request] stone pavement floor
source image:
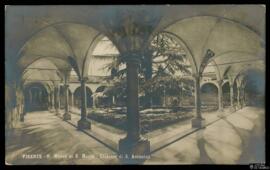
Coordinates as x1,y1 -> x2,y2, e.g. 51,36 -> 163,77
145,107 -> 265,164
5,111 -> 119,165
5,107 -> 265,165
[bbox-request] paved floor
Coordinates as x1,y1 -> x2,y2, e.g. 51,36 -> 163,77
145,107 -> 265,164
5,106 -> 265,165
5,111 -> 119,165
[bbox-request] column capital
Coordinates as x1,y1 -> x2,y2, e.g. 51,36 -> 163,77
121,52 -> 141,65
217,80 -> 223,86
63,84 -> 69,88
192,74 -> 201,80
80,77 -> 88,83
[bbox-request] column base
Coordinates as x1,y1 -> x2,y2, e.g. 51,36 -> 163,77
118,137 -> 150,164
191,118 -> 206,128
55,109 -> 60,116
217,109 -> 225,118
77,118 -> 91,130
20,114 -> 24,122
230,106 -> 236,112
236,105 -> 242,110
63,113 -> 71,120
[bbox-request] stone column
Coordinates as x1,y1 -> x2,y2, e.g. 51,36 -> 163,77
112,95 -> 116,106
20,102 -> 26,122
217,80 -> 225,118
70,92 -> 74,111
92,94 -> 96,108
162,86 -> 166,107
240,87 -> 244,108
150,86 -> 153,108
29,90 -> 32,104
47,92 -> 51,111
217,81 -> 224,111
229,85 -> 235,112
59,85 -> 62,109
119,55 -> 150,161
237,87 -> 241,109
55,86 -> 60,115
39,90 -> 42,104
77,78 -> 91,130
191,74 -> 205,128
50,91 -> 55,112
243,88 -> 246,107
20,95 -> 25,122
63,84 -> 71,120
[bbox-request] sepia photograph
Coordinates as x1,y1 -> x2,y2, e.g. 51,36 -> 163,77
5,4 -> 266,165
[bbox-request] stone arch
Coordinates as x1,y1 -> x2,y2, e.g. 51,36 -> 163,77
95,85 -> 112,107
95,85 -> 107,93
222,79 -> 229,87
200,82 -> 218,109
200,81 -> 219,89
73,86 -> 93,109
23,82 -> 49,112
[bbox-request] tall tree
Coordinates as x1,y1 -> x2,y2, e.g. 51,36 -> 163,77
103,32 -> 193,108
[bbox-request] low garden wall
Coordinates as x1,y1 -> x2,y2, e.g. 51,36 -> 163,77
87,107 -> 194,134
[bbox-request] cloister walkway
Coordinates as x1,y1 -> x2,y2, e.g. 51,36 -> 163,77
5,107 -> 264,165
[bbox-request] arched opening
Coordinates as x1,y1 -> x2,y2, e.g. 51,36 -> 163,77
24,82 -> 49,112
201,83 -> 218,111
222,81 -> 230,107
74,86 -> 93,109
144,32 -> 193,108
95,85 -> 112,107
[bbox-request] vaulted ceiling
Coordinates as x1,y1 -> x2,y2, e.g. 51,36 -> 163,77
5,5 -> 265,88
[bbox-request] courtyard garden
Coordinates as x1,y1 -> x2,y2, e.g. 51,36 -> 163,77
87,107 -> 193,134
